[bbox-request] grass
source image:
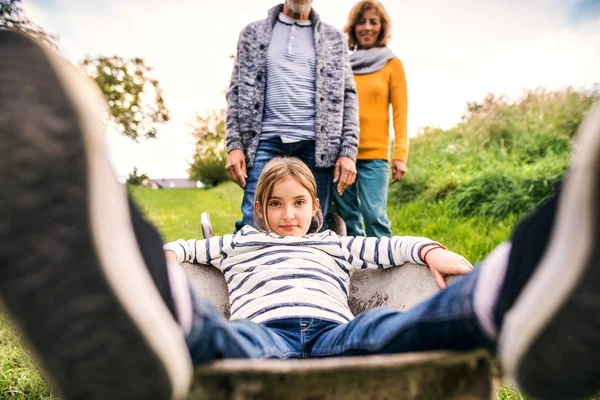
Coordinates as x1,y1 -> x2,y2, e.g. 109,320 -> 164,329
0,186 -> 537,400
128,181 -> 244,241
0,183 -> 243,400
389,199 -> 518,263
0,312 -> 55,399
0,87 -> 597,399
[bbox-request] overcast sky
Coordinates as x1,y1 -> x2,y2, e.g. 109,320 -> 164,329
22,0 -> 600,179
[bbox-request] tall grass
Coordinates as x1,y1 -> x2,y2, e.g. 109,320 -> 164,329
389,87 -> 596,261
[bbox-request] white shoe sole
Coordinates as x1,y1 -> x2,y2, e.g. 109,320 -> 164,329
0,32 -> 192,399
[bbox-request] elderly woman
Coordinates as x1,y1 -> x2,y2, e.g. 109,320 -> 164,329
334,0 -> 407,237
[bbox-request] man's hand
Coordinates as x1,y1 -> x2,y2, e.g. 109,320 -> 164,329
391,159 -> 407,183
420,245 -> 473,289
226,149 -> 247,188
333,156 -> 357,195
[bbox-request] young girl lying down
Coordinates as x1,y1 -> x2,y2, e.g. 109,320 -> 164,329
163,156 -> 476,363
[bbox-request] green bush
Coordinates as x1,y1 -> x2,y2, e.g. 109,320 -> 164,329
189,151 -> 229,187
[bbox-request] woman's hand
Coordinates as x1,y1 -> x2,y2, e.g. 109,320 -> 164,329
391,159 -> 407,183
421,245 -> 473,289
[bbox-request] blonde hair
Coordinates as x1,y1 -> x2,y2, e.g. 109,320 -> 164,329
254,157 -> 324,233
344,0 -> 392,50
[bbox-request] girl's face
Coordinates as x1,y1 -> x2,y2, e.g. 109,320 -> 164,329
259,177 -> 319,237
355,9 -> 381,50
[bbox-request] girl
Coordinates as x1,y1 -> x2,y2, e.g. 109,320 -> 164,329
335,0 -> 409,238
164,156 -> 477,364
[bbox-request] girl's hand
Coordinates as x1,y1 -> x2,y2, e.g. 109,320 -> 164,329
164,250 -> 178,265
421,245 -> 473,289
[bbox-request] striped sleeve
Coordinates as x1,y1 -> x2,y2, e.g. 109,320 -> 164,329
163,235 -> 233,267
340,235 -> 439,269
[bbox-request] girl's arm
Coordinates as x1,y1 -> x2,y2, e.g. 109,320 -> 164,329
340,235 -> 439,269
340,236 -> 473,289
163,235 -> 232,267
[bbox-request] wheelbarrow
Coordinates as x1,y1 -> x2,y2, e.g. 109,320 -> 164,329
179,213 -> 496,400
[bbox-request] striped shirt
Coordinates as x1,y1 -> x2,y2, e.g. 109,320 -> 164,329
261,13 -> 316,142
164,226 -> 436,324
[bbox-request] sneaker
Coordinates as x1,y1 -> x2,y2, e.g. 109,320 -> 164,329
499,101 -> 600,400
0,31 -> 192,399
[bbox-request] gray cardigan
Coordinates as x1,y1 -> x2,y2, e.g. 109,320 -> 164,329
225,4 -> 359,168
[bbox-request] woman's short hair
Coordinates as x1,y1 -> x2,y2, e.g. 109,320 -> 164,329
344,0 -> 392,50
254,157 -> 324,233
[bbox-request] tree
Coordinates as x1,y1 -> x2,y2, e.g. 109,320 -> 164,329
0,0 -> 57,48
188,110 -> 229,187
79,56 -> 170,141
2,1 -> 169,142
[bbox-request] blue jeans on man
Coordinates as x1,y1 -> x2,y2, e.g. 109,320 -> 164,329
185,267 -> 495,364
235,137 -> 334,232
334,159 -> 393,237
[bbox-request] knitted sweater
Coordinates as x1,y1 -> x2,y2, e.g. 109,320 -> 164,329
354,58 -> 408,162
225,4 -> 359,168
164,226 -> 436,324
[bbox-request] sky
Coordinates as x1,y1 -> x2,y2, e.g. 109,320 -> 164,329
21,0 -> 600,180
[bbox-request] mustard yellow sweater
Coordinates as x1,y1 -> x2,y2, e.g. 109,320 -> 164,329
354,58 -> 408,162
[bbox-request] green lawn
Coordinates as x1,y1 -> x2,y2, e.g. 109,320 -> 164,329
129,182 -> 244,241
0,182 -> 527,400
1,87 -> 596,399
0,312 -> 55,399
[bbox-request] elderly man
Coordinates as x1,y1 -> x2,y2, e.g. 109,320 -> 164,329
225,0 -> 359,232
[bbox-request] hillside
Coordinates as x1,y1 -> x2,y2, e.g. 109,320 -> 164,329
0,87 -> 596,400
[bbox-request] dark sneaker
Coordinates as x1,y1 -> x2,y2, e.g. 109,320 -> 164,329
499,101 -> 600,400
0,31 -> 192,399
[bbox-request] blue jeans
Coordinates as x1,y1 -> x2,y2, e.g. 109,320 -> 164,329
334,159 -> 392,237
235,137 -> 334,233
185,267 -> 495,365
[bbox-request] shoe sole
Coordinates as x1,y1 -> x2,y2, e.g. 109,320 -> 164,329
0,32 -> 191,399
499,102 -> 600,399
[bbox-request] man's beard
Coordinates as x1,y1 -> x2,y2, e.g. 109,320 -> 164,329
286,0 -> 311,16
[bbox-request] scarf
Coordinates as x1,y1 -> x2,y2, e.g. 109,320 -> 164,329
349,47 -> 396,75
